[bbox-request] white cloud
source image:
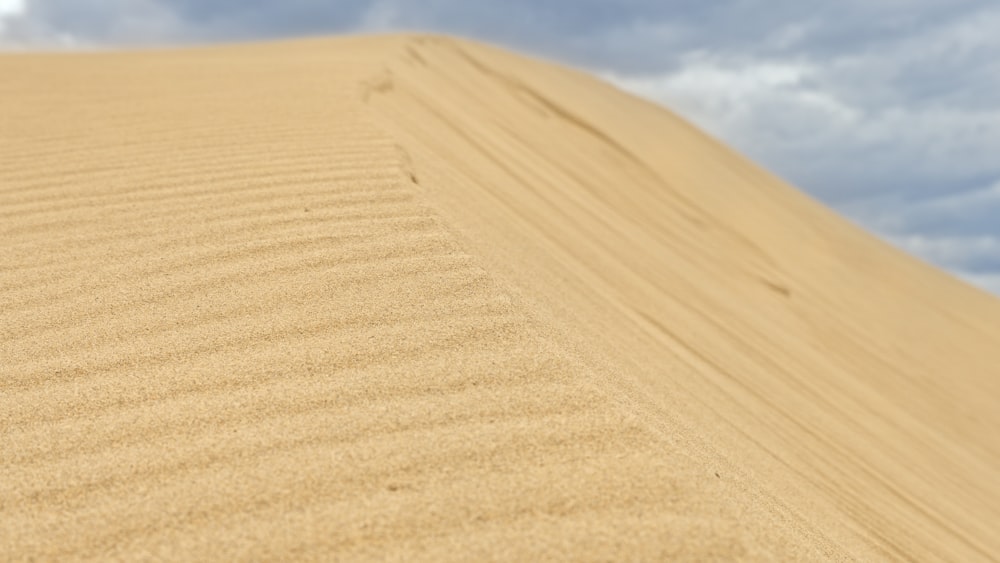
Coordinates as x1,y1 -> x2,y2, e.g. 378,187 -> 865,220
957,272 -> 1000,296
605,55 -> 859,153
0,0 -> 24,15
608,50 -> 1000,205
601,7 -> 1000,295
0,0 -> 24,34
888,235 -> 1000,268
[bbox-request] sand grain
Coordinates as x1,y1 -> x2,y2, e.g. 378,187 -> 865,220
2,35 -> 999,561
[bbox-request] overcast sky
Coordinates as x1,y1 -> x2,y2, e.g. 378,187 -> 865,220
3,0 -> 998,295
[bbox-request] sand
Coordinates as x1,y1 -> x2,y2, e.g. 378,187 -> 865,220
2,34 -> 999,561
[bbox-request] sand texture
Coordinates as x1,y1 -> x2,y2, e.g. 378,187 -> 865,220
2,35 -> 1000,561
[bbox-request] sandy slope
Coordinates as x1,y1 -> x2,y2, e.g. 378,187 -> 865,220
2,35 -> 999,561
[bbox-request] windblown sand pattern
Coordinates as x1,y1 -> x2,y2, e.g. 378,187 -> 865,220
2,35 -> 999,561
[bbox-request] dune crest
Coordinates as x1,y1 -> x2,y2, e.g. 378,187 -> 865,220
2,35 -> 999,561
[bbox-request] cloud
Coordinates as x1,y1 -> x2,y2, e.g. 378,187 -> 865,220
607,6 -> 1000,202
889,234 -> 1000,273
959,273 -> 1000,296
0,0 -> 23,17
0,0 -> 373,46
0,0 -> 23,36
2,0 -> 999,294
597,4 -> 1000,294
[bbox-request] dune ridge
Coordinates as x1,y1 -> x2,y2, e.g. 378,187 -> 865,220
2,35 -> 999,561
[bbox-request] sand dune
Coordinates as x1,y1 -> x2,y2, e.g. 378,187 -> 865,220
2,34 -> 999,561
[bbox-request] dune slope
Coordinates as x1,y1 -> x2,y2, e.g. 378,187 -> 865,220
2,35 -> 999,561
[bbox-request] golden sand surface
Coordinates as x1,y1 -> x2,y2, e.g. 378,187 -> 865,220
2,35 -> 999,561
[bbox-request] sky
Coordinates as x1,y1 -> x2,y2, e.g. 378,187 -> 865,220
3,0 -> 998,295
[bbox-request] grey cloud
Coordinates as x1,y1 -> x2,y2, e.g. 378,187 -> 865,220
0,0 -> 372,46
960,273 -> 1000,295
890,234 -> 1000,274
162,0 -> 372,38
